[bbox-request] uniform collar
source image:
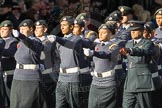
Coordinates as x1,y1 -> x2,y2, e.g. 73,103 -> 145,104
100,41 -> 110,46
38,36 -> 46,41
2,35 -> 12,40
64,33 -> 73,38
134,38 -> 142,43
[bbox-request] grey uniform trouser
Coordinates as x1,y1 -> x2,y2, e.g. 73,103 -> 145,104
88,85 -> 117,108
10,79 -> 43,108
55,81 -> 80,108
122,91 -> 152,108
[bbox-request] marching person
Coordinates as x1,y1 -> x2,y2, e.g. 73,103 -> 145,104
76,13 -> 97,42
0,37 -> 6,108
83,23 -> 119,108
34,19 -> 59,108
10,19 -> 44,108
47,16 -> 93,108
0,20 -> 18,107
120,20 -> 155,108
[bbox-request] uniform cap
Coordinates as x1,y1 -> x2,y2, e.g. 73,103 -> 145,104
34,20 -> 48,27
154,8 -> 162,16
19,19 -> 34,27
0,20 -> 13,28
98,24 -> 115,34
60,16 -> 74,25
105,10 -> 122,23
128,20 -> 145,31
118,6 -> 133,16
74,19 -> 85,27
76,13 -> 90,21
144,22 -> 155,33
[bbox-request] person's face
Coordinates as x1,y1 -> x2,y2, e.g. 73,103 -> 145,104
131,30 -> 142,39
0,27 -> 11,38
121,15 -> 128,23
19,26 -> 33,37
60,21 -> 73,35
34,25 -> 47,37
155,14 -> 162,28
73,24 -> 84,36
98,29 -> 111,41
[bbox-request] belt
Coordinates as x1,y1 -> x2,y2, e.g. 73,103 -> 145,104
42,68 -> 52,74
91,70 -> 114,78
114,64 -> 122,70
60,67 -> 89,74
16,64 -> 39,70
60,67 -> 79,73
152,72 -> 159,78
158,65 -> 162,70
80,67 -> 89,73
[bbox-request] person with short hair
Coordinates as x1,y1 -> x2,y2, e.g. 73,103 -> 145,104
120,20 -> 155,108
10,19 -> 44,108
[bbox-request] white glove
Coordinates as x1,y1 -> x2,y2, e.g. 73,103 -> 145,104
47,35 -> 56,42
83,48 -> 94,56
159,43 -> 162,49
12,30 -> 20,37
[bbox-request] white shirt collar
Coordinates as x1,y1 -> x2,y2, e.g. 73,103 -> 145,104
134,38 -> 142,43
38,36 -> 46,41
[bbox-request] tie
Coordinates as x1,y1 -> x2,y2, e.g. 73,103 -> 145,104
101,43 -> 105,46
134,41 -> 137,46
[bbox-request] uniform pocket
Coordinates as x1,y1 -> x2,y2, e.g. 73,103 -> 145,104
136,71 -> 152,89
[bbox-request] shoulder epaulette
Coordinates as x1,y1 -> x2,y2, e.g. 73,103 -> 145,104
109,44 -> 117,50
85,31 -> 97,39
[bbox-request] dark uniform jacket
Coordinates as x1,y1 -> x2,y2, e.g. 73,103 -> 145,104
2,36 -> 18,72
124,38 -> 155,92
0,38 -> 6,106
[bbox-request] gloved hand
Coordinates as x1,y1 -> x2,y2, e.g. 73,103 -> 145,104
12,29 -> 20,37
159,43 -> 162,49
47,35 -> 56,42
83,48 -> 94,56
119,48 -> 131,56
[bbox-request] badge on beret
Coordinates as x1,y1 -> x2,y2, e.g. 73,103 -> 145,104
4,24 -> 8,27
23,23 -> 27,26
80,16 -> 85,20
158,10 -> 162,14
109,17 -> 113,21
74,20 -> 77,24
36,21 -> 40,25
63,17 -> 67,21
120,7 -> 124,12
102,25 -> 107,29
114,13 -> 117,16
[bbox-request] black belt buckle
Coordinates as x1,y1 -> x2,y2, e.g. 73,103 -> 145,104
62,69 -> 67,73
97,73 -> 102,77
19,64 -> 24,69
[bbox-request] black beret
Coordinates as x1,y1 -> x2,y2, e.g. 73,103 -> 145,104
34,20 -> 48,27
0,20 -> 13,28
128,20 -> 145,31
154,8 -> 162,16
74,19 -> 85,27
105,11 -> 122,23
76,13 -> 90,21
144,22 -> 155,33
60,16 -> 74,25
118,6 -> 133,16
98,24 -> 115,34
19,19 -> 34,27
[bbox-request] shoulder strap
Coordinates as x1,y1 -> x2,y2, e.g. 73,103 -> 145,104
108,44 -> 117,50
85,31 -> 96,39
